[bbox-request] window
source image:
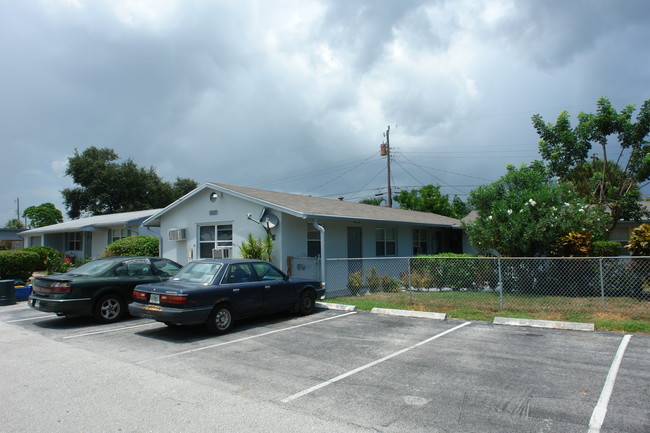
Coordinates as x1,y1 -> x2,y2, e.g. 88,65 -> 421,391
226,263 -> 254,284
68,232 -> 82,251
376,228 -> 396,256
110,228 -> 128,243
413,229 -> 429,255
307,224 -> 321,257
199,224 -> 233,259
252,262 -> 285,281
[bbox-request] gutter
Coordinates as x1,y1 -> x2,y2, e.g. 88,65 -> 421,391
312,220 -> 326,286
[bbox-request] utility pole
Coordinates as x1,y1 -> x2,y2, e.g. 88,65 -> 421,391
381,125 -> 392,207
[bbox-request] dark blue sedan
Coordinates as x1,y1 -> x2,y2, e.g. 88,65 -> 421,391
128,259 -> 325,334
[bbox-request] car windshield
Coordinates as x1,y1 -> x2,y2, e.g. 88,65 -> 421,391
171,262 -> 222,284
67,259 -> 118,276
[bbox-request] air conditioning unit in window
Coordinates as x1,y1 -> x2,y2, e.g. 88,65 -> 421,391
212,247 -> 232,259
168,228 -> 186,241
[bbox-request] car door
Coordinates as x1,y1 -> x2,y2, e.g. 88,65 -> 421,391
251,262 -> 296,312
114,259 -> 163,298
224,263 -> 264,315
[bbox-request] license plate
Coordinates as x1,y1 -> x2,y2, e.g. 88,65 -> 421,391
149,294 -> 160,304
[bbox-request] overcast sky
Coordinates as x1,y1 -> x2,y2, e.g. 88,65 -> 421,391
2,0 -> 649,224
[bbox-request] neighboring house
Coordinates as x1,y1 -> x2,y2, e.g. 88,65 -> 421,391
609,201 -> 650,254
143,182 -> 463,280
19,209 -> 162,260
0,228 -> 25,250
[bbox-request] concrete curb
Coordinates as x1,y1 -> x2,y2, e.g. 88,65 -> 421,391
371,307 -> 447,320
316,302 -> 357,312
493,316 -> 594,332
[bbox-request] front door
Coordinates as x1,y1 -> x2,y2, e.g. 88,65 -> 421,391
347,227 -> 362,274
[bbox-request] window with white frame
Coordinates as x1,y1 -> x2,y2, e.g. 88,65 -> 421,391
199,224 -> 233,259
375,227 -> 396,256
307,224 -> 321,257
68,232 -> 82,251
110,228 -> 129,243
412,229 -> 428,255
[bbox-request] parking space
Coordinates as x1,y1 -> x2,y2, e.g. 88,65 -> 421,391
2,302 -> 649,433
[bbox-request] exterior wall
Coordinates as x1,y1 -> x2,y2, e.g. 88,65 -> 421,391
159,189 -> 269,267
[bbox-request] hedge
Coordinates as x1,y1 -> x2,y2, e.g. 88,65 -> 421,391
102,236 -> 159,257
0,250 -> 40,282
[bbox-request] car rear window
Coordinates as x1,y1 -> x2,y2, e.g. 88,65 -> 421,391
172,262 -> 222,284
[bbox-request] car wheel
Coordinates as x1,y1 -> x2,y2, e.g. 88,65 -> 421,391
297,290 -> 316,316
93,294 -> 125,324
206,304 -> 233,334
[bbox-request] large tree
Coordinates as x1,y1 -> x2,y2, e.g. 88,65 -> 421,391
22,203 -> 63,228
393,184 -> 469,219
62,147 -> 197,219
465,162 -> 610,256
532,97 -> 650,232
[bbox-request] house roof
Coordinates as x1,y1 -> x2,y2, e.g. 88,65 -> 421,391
144,182 -> 461,228
19,209 -> 162,236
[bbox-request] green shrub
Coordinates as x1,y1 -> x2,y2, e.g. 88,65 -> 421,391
591,241 -> 622,257
102,236 -> 159,257
0,250 -> 40,282
44,249 -> 72,274
550,231 -> 591,257
366,267 -> 381,293
379,274 -> 401,292
24,246 -> 57,271
238,233 -> 273,261
625,224 -> 650,256
347,271 -> 363,296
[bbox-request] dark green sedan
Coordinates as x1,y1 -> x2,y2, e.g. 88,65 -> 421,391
28,257 -> 182,323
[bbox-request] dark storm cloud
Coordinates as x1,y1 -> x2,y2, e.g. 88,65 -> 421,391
0,0 -> 648,223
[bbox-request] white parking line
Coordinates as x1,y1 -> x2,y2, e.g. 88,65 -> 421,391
588,334 -> 632,433
281,321 -> 472,403
62,322 -> 161,339
6,315 -> 54,323
136,311 -> 357,365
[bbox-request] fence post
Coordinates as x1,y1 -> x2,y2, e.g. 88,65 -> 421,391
599,258 -> 605,312
498,257 -> 503,310
407,257 -> 413,303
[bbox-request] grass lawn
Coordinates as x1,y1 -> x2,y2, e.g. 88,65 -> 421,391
326,291 -> 650,334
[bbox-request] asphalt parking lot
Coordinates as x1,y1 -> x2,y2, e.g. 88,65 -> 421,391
1,302 -> 649,433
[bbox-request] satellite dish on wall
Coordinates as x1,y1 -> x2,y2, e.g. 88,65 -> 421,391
261,214 -> 279,230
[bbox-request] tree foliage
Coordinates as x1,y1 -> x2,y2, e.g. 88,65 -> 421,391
22,203 -> 63,228
5,218 -> 24,229
61,147 -> 198,219
465,162 -> 611,256
532,97 -> 650,231
394,184 -> 469,219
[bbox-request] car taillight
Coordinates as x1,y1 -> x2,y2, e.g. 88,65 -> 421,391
35,281 -> 72,294
160,294 -> 187,305
52,283 -> 72,294
133,291 -> 148,302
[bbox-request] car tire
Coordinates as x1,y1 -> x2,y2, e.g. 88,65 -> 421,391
93,294 -> 126,324
297,289 -> 316,316
206,304 -> 234,334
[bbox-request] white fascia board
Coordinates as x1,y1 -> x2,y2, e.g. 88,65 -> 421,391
299,213 -> 457,228
143,182 -> 215,227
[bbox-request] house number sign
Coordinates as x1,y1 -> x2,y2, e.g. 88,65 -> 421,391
209,210 -> 219,216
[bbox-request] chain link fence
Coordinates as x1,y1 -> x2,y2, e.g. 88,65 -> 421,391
324,257 -> 650,320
